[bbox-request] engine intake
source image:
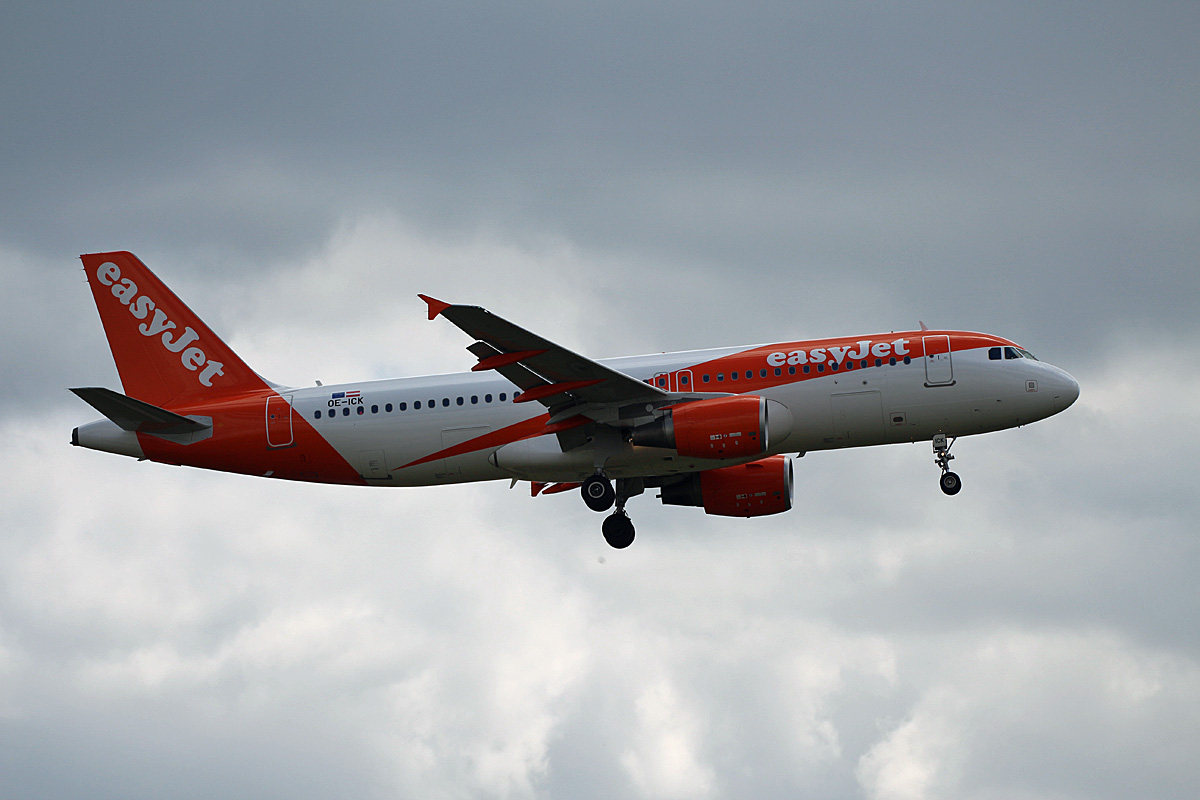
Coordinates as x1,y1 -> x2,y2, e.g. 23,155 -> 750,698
660,455 -> 794,517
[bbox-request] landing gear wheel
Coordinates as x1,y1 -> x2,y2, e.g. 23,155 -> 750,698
602,512 -> 636,549
940,471 -> 962,496
582,475 -> 616,512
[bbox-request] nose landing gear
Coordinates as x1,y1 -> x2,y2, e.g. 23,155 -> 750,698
933,433 -> 962,495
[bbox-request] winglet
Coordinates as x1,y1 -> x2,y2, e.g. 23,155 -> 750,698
418,294 -> 452,321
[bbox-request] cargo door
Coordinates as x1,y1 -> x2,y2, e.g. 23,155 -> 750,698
439,426 -> 491,477
830,391 -> 885,443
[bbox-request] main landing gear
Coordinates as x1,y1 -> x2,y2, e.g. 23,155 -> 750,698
581,473 -> 639,549
933,433 -> 962,496
581,474 -> 616,511
602,510 -> 635,549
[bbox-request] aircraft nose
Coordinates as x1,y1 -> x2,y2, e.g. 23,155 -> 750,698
1052,369 -> 1080,412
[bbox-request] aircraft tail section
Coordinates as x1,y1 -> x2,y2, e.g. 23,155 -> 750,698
80,252 -> 270,406
69,387 -> 211,435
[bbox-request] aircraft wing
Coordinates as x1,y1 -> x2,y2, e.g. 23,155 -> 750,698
420,295 -> 677,417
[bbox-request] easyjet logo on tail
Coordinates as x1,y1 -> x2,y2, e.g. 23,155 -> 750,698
96,261 -> 225,387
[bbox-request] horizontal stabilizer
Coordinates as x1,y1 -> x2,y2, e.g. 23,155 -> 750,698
69,387 -> 212,435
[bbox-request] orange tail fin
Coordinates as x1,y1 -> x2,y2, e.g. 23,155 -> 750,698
80,252 -> 271,406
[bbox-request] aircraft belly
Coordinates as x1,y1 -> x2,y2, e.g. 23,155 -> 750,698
489,434 -> 778,483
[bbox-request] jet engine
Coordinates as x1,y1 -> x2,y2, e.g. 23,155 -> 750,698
659,455 -> 793,517
631,395 -> 792,459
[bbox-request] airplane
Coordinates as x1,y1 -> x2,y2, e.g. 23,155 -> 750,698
70,251 -> 1080,548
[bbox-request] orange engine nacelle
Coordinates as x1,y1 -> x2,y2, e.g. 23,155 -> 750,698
632,395 -> 769,459
660,455 -> 794,517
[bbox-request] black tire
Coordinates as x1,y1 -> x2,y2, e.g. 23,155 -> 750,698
582,475 -> 616,512
602,513 -> 635,549
940,471 -> 962,496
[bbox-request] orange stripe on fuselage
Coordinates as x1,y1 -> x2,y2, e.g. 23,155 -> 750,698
679,331 -> 1011,393
396,414 -> 589,471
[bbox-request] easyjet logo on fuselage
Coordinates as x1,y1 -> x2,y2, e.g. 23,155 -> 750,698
766,338 -> 912,367
95,262 -> 225,387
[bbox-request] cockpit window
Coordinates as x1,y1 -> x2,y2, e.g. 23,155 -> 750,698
993,345 -> 1038,362
1001,345 -> 1039,361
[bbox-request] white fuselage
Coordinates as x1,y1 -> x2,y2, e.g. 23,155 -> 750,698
271,340 -> 1077,486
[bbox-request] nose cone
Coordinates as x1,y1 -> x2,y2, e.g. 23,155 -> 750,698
1051,369 -> 1080,412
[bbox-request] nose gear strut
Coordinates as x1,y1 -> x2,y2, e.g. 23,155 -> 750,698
932,433 -> 962,495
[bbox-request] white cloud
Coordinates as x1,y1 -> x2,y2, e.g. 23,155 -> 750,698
856,686 -> 966,800
621,677 -> 716,799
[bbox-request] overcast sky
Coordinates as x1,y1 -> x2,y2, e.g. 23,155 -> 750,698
2,3 -> 1198,798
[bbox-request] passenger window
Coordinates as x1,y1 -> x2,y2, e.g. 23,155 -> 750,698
680,375 -> 689,385
456,397 -> 463,406
443,398 -> 450,407
485,394 -> 493,403
500,393 -> 507,401
802,365 -> 809,374
818,364 -> 825,373
717,373 -> 724,382
731,371 -> 739,381
357,406 -> 364,415
342,407 -> 350,416
788,366 -> 795,375
471,396 -> 478,404
387,403 -> 395,412
775,367 -> 782,376
313,410 -> 321,420
414,401 -> 422,410
703,374 -> 710,383
889,357 -> 896,366
371,405 -> 378,414
904,356 -> 911,364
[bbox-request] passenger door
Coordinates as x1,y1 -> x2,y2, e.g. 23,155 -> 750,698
923,336 -> 954,386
